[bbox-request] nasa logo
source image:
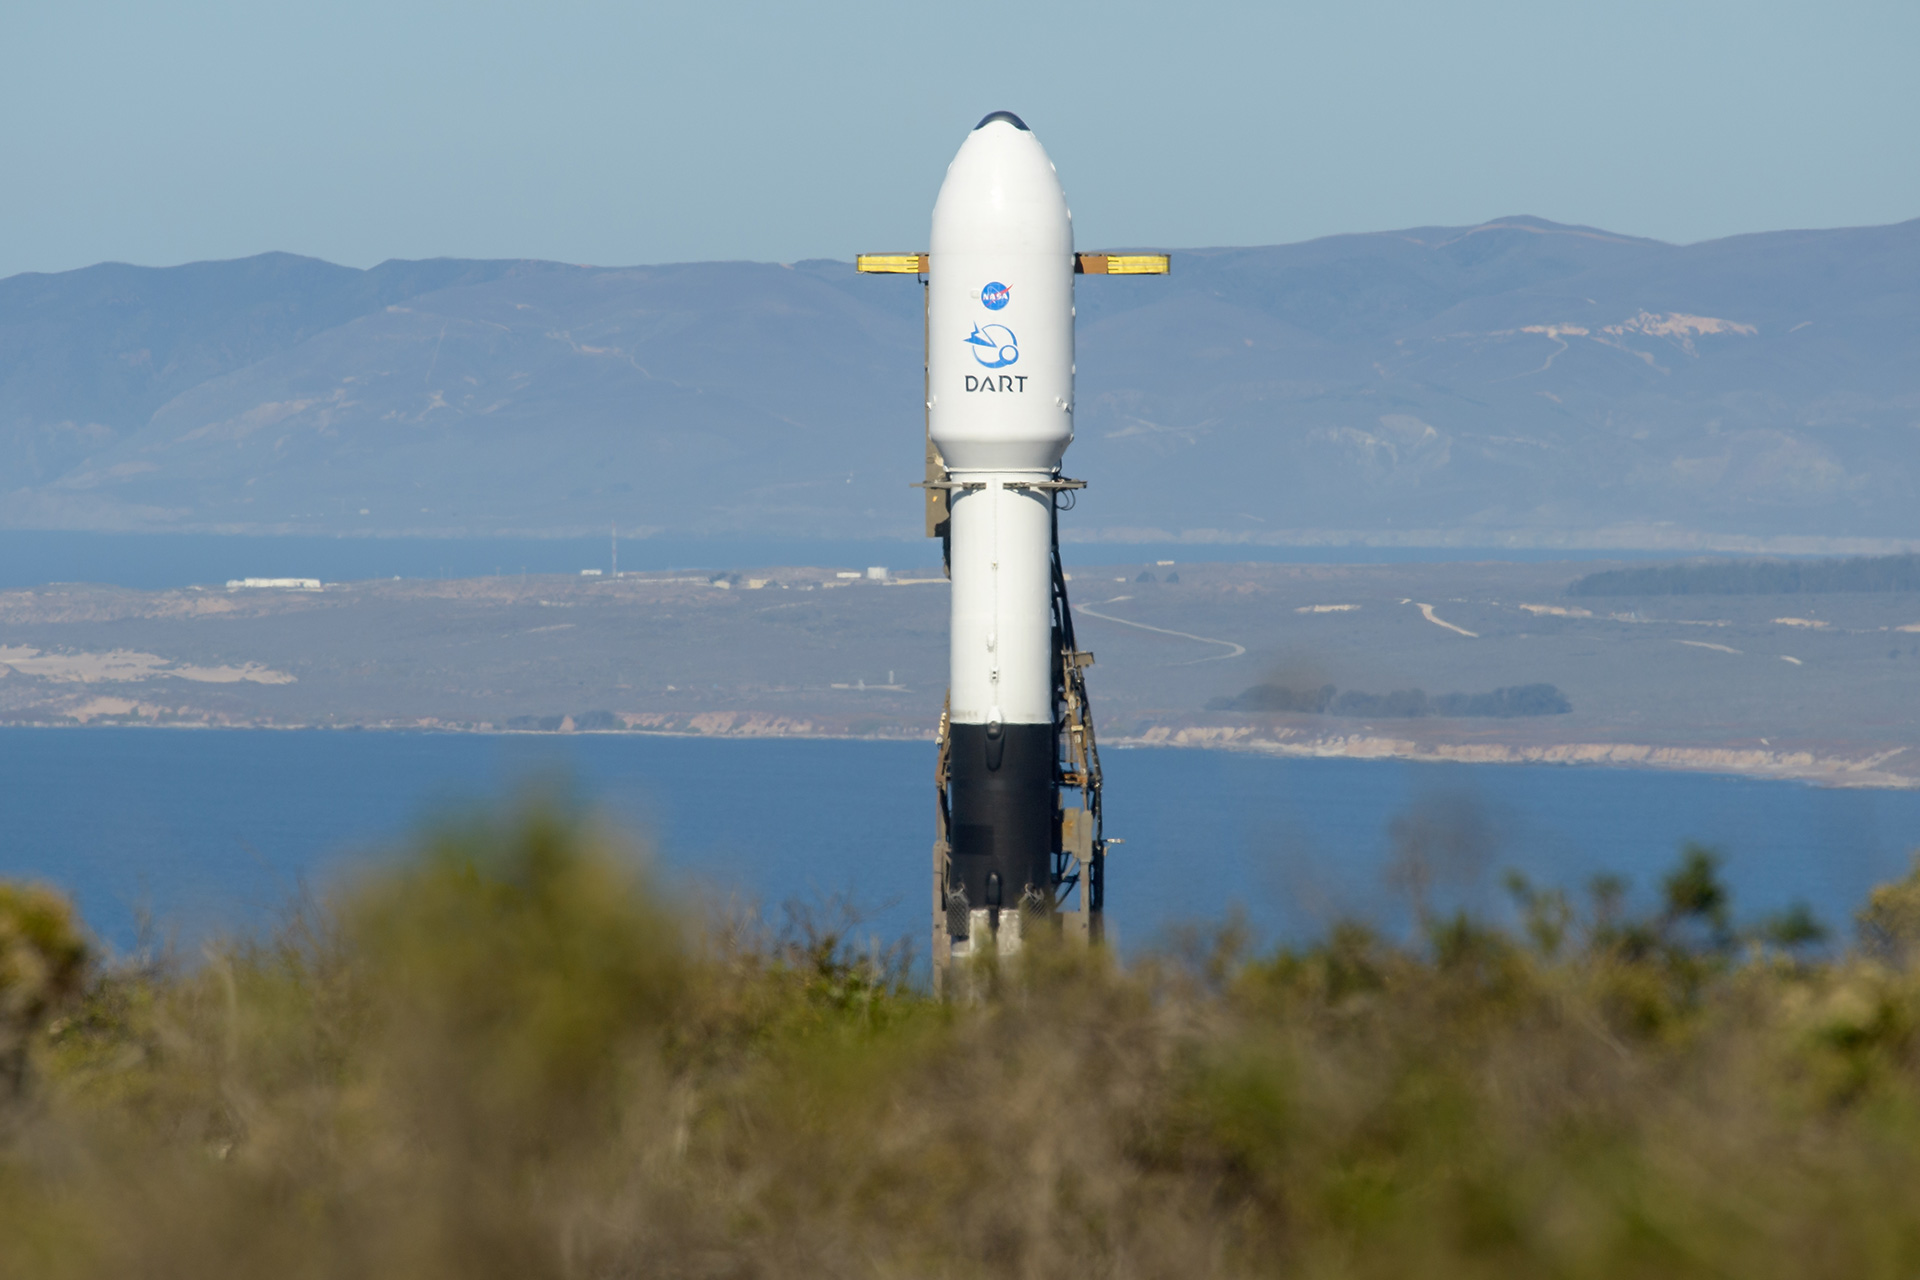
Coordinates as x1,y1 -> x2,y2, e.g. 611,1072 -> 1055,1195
980,281 -> 1010,310
965,323 -> 1019,369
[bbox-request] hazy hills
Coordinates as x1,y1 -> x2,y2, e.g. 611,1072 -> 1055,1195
2,215 -> 1916,548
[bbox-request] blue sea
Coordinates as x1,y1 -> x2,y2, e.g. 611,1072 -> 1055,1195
4,728 -> 1918,963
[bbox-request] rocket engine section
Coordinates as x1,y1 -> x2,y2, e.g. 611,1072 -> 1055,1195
928,111 -> 1076,937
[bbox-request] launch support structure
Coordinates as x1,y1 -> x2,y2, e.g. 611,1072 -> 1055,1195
860,111 -> 1167,985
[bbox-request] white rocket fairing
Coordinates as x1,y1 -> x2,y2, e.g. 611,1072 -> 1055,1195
929,111 -> 1075,927
928,111 -> 1075,478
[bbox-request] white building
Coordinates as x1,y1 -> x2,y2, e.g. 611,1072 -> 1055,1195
226,578 -> 322,591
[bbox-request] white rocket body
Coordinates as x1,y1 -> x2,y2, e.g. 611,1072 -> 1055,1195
929,113 -> 1074,735
928,111 -> 1075,918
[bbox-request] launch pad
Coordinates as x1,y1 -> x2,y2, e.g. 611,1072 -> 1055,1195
860,111 -> 1165,986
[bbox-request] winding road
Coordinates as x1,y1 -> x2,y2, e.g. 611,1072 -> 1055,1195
1076,599 -> 1246,664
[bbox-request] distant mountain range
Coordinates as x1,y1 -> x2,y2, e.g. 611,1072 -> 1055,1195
3,215 -> 1916,549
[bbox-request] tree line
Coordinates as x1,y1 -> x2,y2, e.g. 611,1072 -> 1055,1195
1208,682 -> 1572,718
1570,553 -> 1920,597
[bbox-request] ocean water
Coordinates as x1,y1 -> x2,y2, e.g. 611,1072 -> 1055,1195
4,727 -> 1918,961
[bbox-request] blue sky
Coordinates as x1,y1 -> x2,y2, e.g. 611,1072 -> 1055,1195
3,0 -> 1916,277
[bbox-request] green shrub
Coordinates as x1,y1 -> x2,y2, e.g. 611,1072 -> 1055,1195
0,882 -> 88,1097
7,811 -> 1920,1277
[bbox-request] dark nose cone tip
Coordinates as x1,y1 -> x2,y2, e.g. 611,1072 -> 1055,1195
974,110 -> 1029,132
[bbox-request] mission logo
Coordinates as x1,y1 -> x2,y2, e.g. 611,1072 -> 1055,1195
965,323 -> 1019,368
964,374 -> 1028,392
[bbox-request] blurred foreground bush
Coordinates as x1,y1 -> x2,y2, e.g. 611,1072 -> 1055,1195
7,807 -> 1920,1277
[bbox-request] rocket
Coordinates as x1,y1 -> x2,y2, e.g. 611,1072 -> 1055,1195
929,111 -> 1076,949
859,111 -> 1164,972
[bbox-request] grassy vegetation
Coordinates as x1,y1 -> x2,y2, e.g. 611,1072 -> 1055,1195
7,806 -> 1920,1277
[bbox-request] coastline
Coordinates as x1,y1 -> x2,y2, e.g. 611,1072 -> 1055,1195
1115,724 -> 1917,790
9,562 -> 1920,795
9,711 -> 1915,790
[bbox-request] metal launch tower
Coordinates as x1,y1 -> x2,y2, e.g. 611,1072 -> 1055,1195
860,111 -> 1167,983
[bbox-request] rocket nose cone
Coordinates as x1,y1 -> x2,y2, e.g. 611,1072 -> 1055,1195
974,110 -> 1029,132
933,106 -> 1069,256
